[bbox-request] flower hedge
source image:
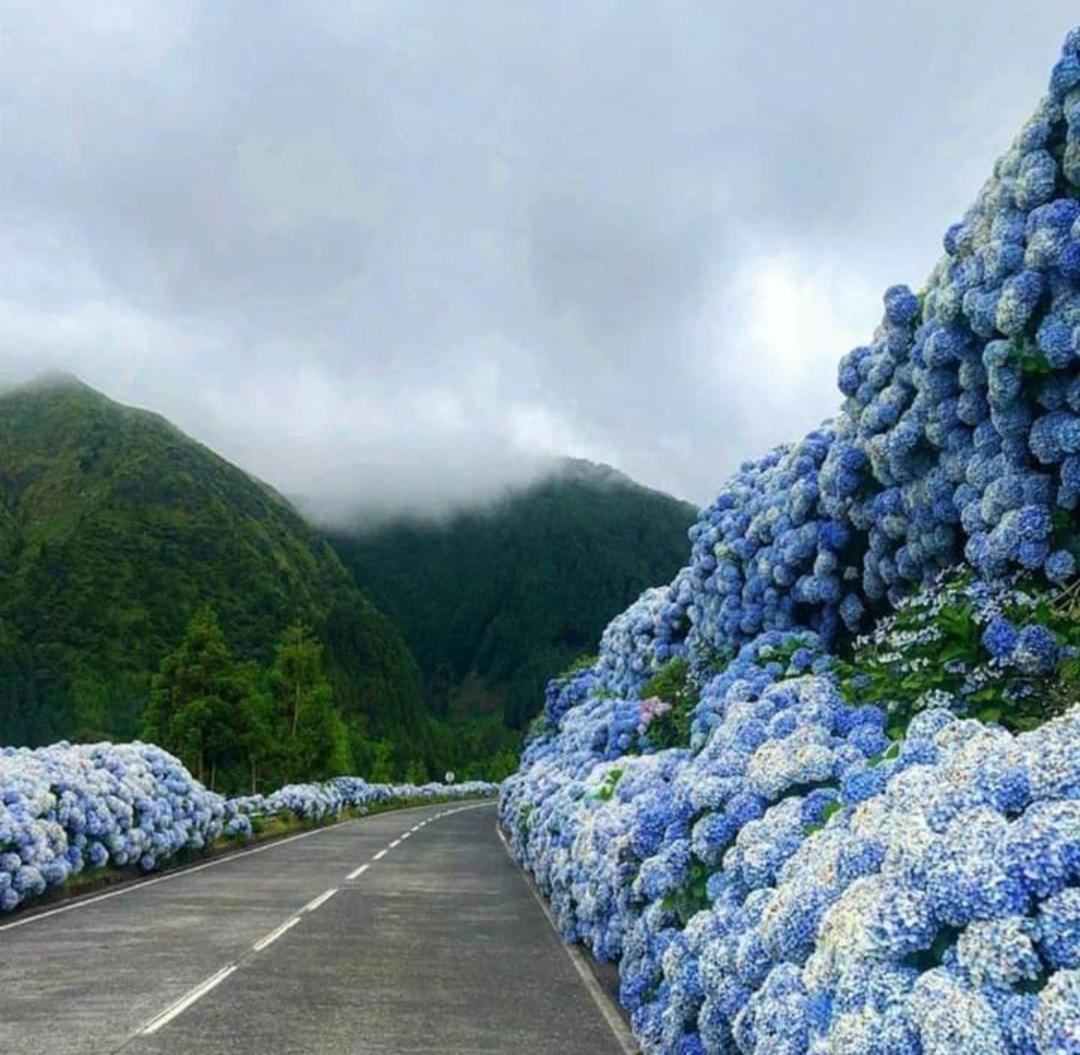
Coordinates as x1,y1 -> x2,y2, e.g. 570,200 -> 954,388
0,740 -> 496,914
501,28 -> 1080,1055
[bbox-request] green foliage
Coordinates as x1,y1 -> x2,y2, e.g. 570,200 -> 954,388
591,766 -> 624,802
142,606 -> 272,793
0,377 -> 437,778
403,757 -> 430,784
661,859 -> 712,926
524,709 -> 556,745
328,458 -> 696,732
560,653 -> 599,680
835,571 -> 1073,738
268,623 -> 347,781
1009,335 -> 1053,376
903,925 -> 962,974
802,798 -> 843,837
0,380 -> 692,782
639,657 -> 697,749
865,742 -> 901,770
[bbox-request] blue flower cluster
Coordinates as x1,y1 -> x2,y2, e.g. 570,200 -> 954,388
503,668 -> 1080,1054
593,587 -> 670,697
228,775 -> 498,831
701,708 -> 1080,1055
1,740 -> 498,914
0,741 -> 224,911
502,28 -> 1080,1055
595,570 -> 694,698
668,30 -> 1080,667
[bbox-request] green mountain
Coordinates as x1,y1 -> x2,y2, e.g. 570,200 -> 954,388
0,375 -> 425,754
327,459 -> 697,729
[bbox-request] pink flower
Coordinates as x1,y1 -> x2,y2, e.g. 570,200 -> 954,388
638,696 -> 672,732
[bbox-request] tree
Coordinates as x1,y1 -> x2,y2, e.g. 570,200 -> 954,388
269,622 -> 351,782
403,757 -> 429,785
143,606 -> 270,792
233,664 -> 274,794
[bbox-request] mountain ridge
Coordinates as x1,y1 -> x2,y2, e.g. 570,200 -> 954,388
329,458 -> 697,728
0,375 -> 427,755
0,373 -> 697,776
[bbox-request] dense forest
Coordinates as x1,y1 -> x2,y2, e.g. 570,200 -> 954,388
0,376 -> 441,776
328,459 -> 697,730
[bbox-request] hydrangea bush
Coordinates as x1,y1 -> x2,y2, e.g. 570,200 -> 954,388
501,29 -> 1080,1055
0,740 -> 497,914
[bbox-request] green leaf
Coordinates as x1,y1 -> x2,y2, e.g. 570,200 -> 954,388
821,800 -> 843,823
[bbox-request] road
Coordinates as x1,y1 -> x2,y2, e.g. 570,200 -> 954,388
0,801 -> 634,1055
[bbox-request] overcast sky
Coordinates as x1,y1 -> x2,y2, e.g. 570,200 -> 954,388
1,2 -> 1077,520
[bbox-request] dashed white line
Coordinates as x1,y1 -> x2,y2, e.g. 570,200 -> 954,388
122,805 -> 492,1039
140,964 -> 238,1035
301,888 -> 338,913
252,916 -> 300,952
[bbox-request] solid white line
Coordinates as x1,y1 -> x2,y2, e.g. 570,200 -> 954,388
495,824 -> 639,1055
347,863 -> 370,880
302,888 -> 337,913
372,849 -> 387,861
389,839 -> 400,848
0,821 -> 354,935
140,964 -> 238,1035
252,916 -> 300,952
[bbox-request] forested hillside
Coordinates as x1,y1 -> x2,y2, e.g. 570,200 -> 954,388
0,375 -> 425,763
328,459 -> 697,729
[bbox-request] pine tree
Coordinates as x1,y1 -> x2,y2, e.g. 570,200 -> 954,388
403,756 -> 429,785
143,607 -> 270,792
269,622 -> 351,782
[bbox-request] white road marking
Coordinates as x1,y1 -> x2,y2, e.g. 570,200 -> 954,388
0,821 -> 358,935
400,831 -> 411,840
302,888 -> 337,913
140,964 -> 238,1035
495,823 -> 639,1055
1,801 -> 494,941
251,916 -> 300,952
114,803 -> 496,1043
389,839 -> 400,848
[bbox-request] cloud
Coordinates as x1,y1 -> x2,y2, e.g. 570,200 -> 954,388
1,1 -> 1077,518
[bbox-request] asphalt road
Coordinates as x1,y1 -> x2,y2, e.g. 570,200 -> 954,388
0,801 -> 632,1055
